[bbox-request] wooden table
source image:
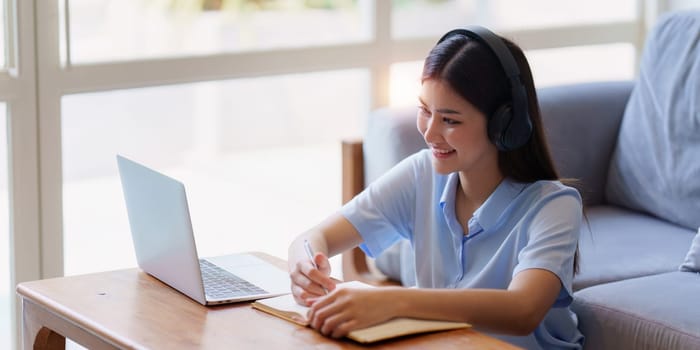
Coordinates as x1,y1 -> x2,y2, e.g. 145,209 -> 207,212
17,253 -> 520,349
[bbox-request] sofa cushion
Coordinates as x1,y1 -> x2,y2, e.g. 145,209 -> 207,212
538,81 -> 632,206
574,206 -> 694,291
680,228 -> 700,272
572,272 -> 700,350
605,10 -> 700,230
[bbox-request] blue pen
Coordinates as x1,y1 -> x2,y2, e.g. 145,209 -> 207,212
304,239 -> 328,294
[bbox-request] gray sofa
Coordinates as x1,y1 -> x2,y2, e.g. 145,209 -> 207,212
341,10 -> 700,350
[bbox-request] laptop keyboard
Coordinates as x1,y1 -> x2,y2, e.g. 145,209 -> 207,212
199,259 -> 268,299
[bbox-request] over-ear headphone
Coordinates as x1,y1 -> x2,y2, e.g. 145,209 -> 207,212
437,26 -> 533,151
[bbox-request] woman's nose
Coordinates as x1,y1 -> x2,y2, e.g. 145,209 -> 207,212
423,116 -> 441,142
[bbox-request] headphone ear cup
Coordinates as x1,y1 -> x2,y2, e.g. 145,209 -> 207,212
488,104 -> 513,151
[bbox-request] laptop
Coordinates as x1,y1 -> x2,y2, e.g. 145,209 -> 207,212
116,155 -> 291,305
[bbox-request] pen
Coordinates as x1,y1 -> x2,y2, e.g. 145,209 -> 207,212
303,239 -> 328,294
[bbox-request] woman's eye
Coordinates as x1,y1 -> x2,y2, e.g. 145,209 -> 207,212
443,117 -> 460,125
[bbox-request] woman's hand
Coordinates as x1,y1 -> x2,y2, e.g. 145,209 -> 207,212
288,214 -> 365,306
307,287 -> 399,338
289,251 -> 336,306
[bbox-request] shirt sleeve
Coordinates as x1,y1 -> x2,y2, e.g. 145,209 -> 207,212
339,151 -> 424,258
513,190 -> 582,307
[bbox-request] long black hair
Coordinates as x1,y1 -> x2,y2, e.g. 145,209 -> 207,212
422,32 -> 580,273
421,34 -> 559,183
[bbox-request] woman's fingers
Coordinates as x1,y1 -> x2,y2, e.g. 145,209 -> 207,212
290,260 -> 333,301
312,253 -> 336,292
307,288 -> 391,338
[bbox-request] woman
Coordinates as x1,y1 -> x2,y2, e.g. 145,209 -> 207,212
288,26 -> 584,349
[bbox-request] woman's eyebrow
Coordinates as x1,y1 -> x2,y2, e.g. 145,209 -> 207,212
436,108 -> 461,115
418,97 -> 462,115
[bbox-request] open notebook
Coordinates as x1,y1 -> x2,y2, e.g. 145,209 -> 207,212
251,281 -> 471,343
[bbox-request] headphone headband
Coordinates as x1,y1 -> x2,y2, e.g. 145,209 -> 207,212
438,27 -> 520,83
437,26 -> 533,151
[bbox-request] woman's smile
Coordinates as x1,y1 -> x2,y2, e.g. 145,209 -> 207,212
430,146 -> 456,159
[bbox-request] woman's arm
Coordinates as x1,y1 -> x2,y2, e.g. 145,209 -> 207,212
288,212 -> 363,305
308,268 -> 561,338
392,268 -> 561,335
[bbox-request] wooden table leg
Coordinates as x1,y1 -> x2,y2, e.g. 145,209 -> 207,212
21,298 -> 118,350
33,328 -> 66,350
22,299 -> 65,350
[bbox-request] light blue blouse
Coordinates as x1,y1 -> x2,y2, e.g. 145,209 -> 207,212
340,149 -> 585,350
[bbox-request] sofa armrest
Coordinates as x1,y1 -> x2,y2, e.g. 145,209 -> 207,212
538,81 -> 634,205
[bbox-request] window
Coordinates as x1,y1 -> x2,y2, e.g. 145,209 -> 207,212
393,0 -> 481,39
62,70 -> 368,276
64,0 -> 372,64
392,0 -> 637,39
485,0 -> 636,30
390,61 -> 422,107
